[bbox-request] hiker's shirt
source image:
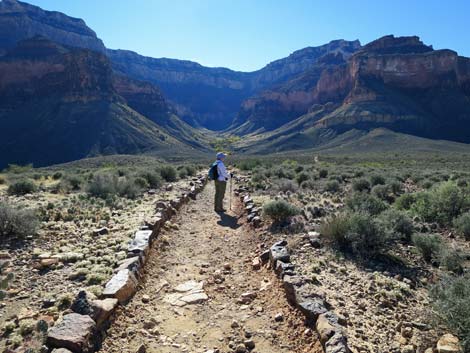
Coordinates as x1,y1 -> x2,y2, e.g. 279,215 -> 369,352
216,160 -> 229,181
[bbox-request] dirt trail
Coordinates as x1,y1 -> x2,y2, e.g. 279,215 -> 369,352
100,182 -> 321,353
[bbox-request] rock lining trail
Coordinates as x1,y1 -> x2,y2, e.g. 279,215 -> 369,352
100,182 -> 322,353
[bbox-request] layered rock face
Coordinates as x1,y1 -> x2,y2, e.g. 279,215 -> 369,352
0,37 -> 191,168
108,40 -> 361,129
233,35 -> 470,144
0,0 -> 105,54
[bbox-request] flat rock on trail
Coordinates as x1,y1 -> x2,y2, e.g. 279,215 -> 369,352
100,182 -> 321,353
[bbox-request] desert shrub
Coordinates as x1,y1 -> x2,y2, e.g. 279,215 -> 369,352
117,178 -> 140,199
263,199 -> 300,224
184,165 -> 197,177
389,180 -> 403,195
7,179 -> 37,195
352,178 -> 371,192
370,174 -> 386,186
378,208 -> 414,240
139,171 -> 163,189
87,173 -> 140,199
0,176 -> 5,185
394,193 -> 417,210
457,179 -> 468,188
431,182 -> 469,224
322,212 -> 388,257
319,169 -> 328,178
159,165 -> 177,182
64,174 -> 83,191
439,248 -> 464,274
372,184 -> 391,202
411,183 -> 469,224
300,180 -> 316,189
178,167 -> 188,179
296,172 -> 310,185
294,165 -> 304,173
275,179 -> 298,193
4,164 -> 33,174
324,180 -> 340,193
87,173 -> 118,198
0,202 -> 39,238
346,193 -> 388,215
52,172 -> 63,180
431,274 -> 470,351
412,233 -> 443,262
251,169 -> 267,186
273,166 -> 295,179
238,159 -> 262,171
453,212 -> 470,240
134,177 -> 149,189
420,180 -> 434,189
320,213 -> 350,249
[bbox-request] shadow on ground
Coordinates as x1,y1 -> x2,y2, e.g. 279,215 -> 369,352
216,212 -> 241,229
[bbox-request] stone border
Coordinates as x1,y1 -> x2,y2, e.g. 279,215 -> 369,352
237,188 -> 351,353
46,175 -> 208,353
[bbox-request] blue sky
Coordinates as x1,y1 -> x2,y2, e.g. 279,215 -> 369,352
27,0 -> 470,72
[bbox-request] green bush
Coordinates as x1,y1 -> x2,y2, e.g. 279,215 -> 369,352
87,173 -> 141,199
184,165 -> 197,177
52,171 -> 63,180
412,233 -> 443,262
64,174 -> 83,191
378,208 -> 414,240
370,174 -> 386,186
324,180 -> 340,193
431,274 -> 470,351
238,159 -> 262,171
275,179 -> 298,193
134,177 -> 149,189
439,248 -> 464,274
159,165 -> 177,182
394,193 -> 417,210
178,167 -> 188,179
352,178 -> 371,192
372,184 -> 391,202
411,182 -> 469,224
321,212 -> 388,258
263,199 -> 300,224
7,179 -> 37,195
0,202 -> 39,238
346,193 -> 388,215
319,169 -> 328,178
139,171 -> 163,189
0,176 -> 5,185
296,172 -> 310,185
453,212 -> 470,240
389,180 -> 403,195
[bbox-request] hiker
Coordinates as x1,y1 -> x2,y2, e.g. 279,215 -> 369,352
209,152 -> 231,212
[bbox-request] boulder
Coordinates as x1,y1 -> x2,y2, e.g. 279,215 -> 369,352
90,298 -> 118,328
324,332 -> 351,353
269,240 -> 290,267
116,256 -> 142,278
297,298 -> 327,321
47,313 -> 96,353
274,260 -> 295,277
316,312 -> 342,345
102,269 -> 138,304
437,334 -> 461,353
127,230 -> 153,258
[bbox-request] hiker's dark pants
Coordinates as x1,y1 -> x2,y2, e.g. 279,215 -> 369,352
214,180 -> 227,211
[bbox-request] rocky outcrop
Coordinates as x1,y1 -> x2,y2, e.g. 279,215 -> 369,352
108,40 -> 361,129
0,0 -> 105,54
231,35 -> 470,146
0,36 -> 202,168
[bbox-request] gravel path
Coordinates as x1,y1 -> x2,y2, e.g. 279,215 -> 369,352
100,182 -> 321,353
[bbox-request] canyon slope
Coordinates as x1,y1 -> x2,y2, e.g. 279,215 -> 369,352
0,37 -> 204,168
233,35 -> 470,152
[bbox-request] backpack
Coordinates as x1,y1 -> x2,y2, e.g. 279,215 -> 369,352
208,161 -> 219,180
